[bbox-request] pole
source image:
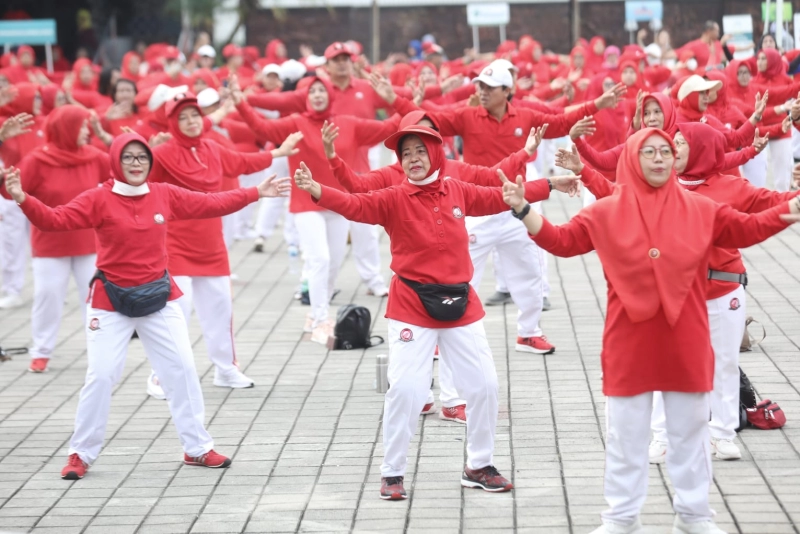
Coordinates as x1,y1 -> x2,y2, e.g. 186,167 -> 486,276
499,25 -> 506,43
765,0 -> 771,40
371,0 -> 380,64
473,25 -> 480,54
776,0 -> 784,49
571,0 -> 580,46
45,43 -> 53,73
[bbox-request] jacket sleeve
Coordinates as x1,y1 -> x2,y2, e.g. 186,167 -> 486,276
737,178 -> 800,213
329,155 -> 391,193
454,149 -> 529,186
246,90 -> 306,114
349,113 -> 402,147
313,184 -> 390,226
392,97 -> 465,136
167,184 -> 260,220
522,100 -> 599,138
580,166 -> 616,199
532,215 -> 595,257
712,201 -> 791,249
216,144 -> 274,177
234,101 -> 298,145
574,137 -> 623,172
460,180 -> 551,216
722,117 -> 755,150
723,146 -> 756,169
18,188 -> 100,231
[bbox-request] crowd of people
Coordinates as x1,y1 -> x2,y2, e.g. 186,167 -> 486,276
2,18 -> 800,534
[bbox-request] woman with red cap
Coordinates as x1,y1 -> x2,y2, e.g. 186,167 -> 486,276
3,132 -> 290,480
294,123 -> 561,501
231,76 -> 401,343
502,126 -> 800,534
1,106 -> 108,373
141,92 -> 301,398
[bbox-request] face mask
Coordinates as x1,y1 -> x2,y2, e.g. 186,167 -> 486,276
663,58 -> 676,69
686,58 -> 698,71
165,62 -> 182,76
647,56 -> 661,66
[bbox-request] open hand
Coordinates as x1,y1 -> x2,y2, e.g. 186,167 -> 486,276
149,132 -> 172,147
497,169 -> 526,212
294,162 -> 322,199
550,175 -> 582,197
257,174 -> 291,198
321,121 -> 339,159
525,124 -> 548,156
0,113 -> 35,142
2,167 -> 25,204
595,83 -> 626,109
569,116 -> 595,140
753,128 -> 770,153
272,132 -> 304,158
555,145 -> 585,174
369,72 -> 396,104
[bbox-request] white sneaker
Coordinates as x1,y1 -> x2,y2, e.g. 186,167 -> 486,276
673,516 -> 727,534
0,294 -> 24,309
253,237 -> 265,253
146,371 -> 166,400
310,320 -> 334,346
589,518 -> 644,534
648,440 -> 667,464
711,438 -> 741,461
303,313 -> 314,333
366,282 -> 389,297
213,368 -> 255,388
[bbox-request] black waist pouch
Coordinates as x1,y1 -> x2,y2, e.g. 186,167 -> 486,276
91,270 -> 172,318
399,277 -> 470,321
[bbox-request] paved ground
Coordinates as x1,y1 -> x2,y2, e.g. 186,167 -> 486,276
1,191 -> 799,534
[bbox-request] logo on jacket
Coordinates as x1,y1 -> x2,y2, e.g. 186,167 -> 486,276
355,91 -> 364,99
399,328 -> 414,342
729,298 -> 741,311
469,234 -> 477,244
154,213 -> 165,224
452,206 -> 463,219
514,127 -> 523,137
442,297 -> 462,305
89,318 -> 100,331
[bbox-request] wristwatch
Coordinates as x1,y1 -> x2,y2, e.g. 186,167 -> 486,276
511,203 -> 531,220
546,178 -> 553,191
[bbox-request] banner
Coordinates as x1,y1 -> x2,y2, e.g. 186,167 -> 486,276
722,15 -> 754,60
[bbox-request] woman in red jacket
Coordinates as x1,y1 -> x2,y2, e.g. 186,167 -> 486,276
144,92 -> 301,398
504,127 -> 800,534
294,124 -> 560,501
3,132 -> 290,480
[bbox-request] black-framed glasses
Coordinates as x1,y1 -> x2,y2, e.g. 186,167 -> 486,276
121,154 -> 150,165
639,147 -> 673,159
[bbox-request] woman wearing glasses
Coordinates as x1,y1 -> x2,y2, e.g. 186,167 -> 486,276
500,128 -> 800,534
2,132 -> 290,480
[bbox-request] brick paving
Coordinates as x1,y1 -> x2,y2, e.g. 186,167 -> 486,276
0,191 -> 799,534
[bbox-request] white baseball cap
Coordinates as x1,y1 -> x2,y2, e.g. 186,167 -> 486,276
197,88 -> 220,108
472,64 -> 513,88
677,74 -> 723,102
262,63 -> 282,76
304,55 -> 327,69
489,58 -> 519,73
279,59 -> 307,83
644,43 -> 662,59
197,45 -> 216,58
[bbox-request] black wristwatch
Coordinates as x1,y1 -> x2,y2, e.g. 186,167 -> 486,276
511,203 -> 531,220
546,178 -> 553,191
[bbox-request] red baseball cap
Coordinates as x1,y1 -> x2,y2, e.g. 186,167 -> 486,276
163,46 -> 181,60
384,125 -> 442,151
325,42 -> 351,60
164,91 -> 198,118
222,44 -> 242,59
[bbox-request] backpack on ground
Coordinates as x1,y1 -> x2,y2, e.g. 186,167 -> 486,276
333,305 -> 384,350
737,367 -> 757,432
740,316 -> 766,352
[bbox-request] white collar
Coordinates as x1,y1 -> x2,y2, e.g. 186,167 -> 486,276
112,180 -> 150,196
408,170 -> 439,187
677,177 -> 706,186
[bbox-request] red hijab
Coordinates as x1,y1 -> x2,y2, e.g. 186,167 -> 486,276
264,39 -> 287,65
641,93 -> 677,135
385,125 -> 445,180
303,77 -> 335,122
587,36 -> 606,70
619,59 -> 645,96
5,83 -> 38,115
676,122 -> 726,183
190,68 -> 220,90
586,128 -> 716,326
39,84 -> 62,116
32,105 -> 100,167
72,58 -> 97,91
725,60 -> 756,111
414,61 -> 438,80
121,52 -> 141,82
584,74 -> 626,150
389,63 -> 413,87
755,49 -> 791,85
110,133 -> 153,185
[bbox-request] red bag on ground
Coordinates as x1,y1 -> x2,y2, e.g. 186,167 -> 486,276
747,399 -> 787,429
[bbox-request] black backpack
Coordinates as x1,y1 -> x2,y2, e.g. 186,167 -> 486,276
737,367 -> 757,432
333,305 -> 384,350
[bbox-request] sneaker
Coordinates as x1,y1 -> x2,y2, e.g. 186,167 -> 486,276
184,449 -> 232,468
28,358 -> 49,373
329,289 -> 341,303
303,313 -> 314,333
461,465 -> 513,492
146,371 -> 167,400
310,319 -> 335,347
673,515 -> 727,534
380,476 -> 407,500
515,336 -> 555,355
0,294 -> 23,309
253,236 -> 265,253
213,368 -> 255,389
420,402 -> 436,415
589,518 -> 644,534
711,438 -> 741,461
484,291 -> 512,306
542,296 -> 552,311
649,440 -> 667,465
300,290 -> 310,305
366,283 -> 389,297
440,405 -> 467,424
61,453 -> 88,480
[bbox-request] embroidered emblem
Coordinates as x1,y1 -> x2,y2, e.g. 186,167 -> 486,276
154,213 -> 165,224
399,328 -> 414,342
514,127 -> 523,137
648,248 -> 660,259
729,298 -> 740,311
452,206 -> 463,219
355,91 -> 364,99
89,318 -> 100,331
469,234 -> 477,244
484,68 -> 493,76
442,297 -> 462,305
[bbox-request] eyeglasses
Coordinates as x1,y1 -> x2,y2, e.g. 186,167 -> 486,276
639,147 -> 674,159
121,154 -> 150,165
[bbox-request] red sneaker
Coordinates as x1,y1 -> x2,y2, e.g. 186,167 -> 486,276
439,404 -> 466,424
61,453 -> 88,480
380,476 -> 407,500
29,358 -> 49,373
420,402 -> 436,415
184,449 -> 231,468
515,335 -> 555,355
461,465 -> 513,492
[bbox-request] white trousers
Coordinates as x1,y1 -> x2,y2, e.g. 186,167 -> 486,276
653,286 -> 745,442
30,254 -> 96,360
425,354 -> 465,408
70,301 -> 213,464
234,169 -> 268,238
349,222 -> 386,291
531,196 -> 551,298
469,211 -> 545,338
792,125 -> 800,160
768,137 -> 794,192
382,319 -> 498,477
741,149 -> 768,188
172,275 -> 238,374
255,157 -> 291,241
603,392 -> 713,525
0,198 -> 29,296
295,210 -> 349,325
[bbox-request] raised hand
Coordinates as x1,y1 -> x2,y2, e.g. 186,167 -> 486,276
555,145 -> 585,174
754,91 -> 769,118
793,163 -> 800,189
369,72 -> 396,104
497,169 -> 526,211
752,128 -> 770,153
632,90 -> 645,130
440,74 -> 464,94
569,116 -> 596,140
257,174 -> 291,198
321,121 -> 340,159
792,92 -> 800,122
0,113 -> 35,142
0,86 -> 19,107
595,83 -> 626,109
149,132 -> 172,147
2,167 -> 25,204
782,115 -> 792,134
525,124 -> 549,156
550,175 -> 582,197
294,162 -> 321,199
105,101 -> 132,121
272,131 -> 304,158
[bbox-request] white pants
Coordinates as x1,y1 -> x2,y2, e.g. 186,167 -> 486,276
172,275 -> 238,374
653,286 -> 745,442
768,137 -> 794,192
531,196 -> 551,298
426,354 -> 466,408
349,222 -> 386,291
30,254 -> 96,360
255,157 -> 291,240
0,198 -> 29,296
469,211 -> 545,338
604,392 -> 713,525
295,210 -> 349,325
791,125 -> 800,160
70,301 -> 213,464
741,149 -> 768,188
234,170 -> 267,238
382,319 -> 498,477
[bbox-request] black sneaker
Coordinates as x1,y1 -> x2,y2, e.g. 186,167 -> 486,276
542,296 -> 552,311
300,291 -> 310,305
461,465 -> 513,492
380,476 -> 407,500
485,291 -> 512,306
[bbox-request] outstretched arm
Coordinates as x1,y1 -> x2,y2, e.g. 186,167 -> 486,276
168,175 -> 290,220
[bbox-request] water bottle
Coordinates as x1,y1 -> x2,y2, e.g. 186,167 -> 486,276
375,354 -> 389,393
287,244 -> 299,274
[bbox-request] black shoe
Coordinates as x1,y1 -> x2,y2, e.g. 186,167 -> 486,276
329,289 -> 340,304
301,291 -> 310,305
131,331 -> 139,340
542,296 -> 551,311
485,291 -> 512,306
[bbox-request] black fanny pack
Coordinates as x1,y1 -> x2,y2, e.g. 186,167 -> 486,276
91,270 -> 172,318
399,277 -> 470,321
